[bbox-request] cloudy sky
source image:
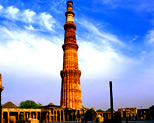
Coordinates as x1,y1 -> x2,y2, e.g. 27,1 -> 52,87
0,0 -> 154,111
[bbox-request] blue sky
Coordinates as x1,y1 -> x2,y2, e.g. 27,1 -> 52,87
0,0 -> 154,111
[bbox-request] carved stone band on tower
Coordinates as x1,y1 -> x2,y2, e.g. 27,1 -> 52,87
60,1 -> 82,109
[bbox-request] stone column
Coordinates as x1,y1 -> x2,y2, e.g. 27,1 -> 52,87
23,112 -> 25,120
79,110 -> 81,121
56,110 -> 57,122
60,110 -> 61,122
26,112 -> 28,119
27,112 -> 29,119
35,112 -> 38,119
1,110 -> 3,123
63,110 -> 65,122
46,112 -> 49,122
75,110 -> 77,120
18,111 -> 20,121
32,112 -> 35,119
7,112 -> 10,123
53,110 -> 55,122
71,111 -> 74,121
40,112 -> 41,121
49,111 -> 51,122
29,112 -> 31,118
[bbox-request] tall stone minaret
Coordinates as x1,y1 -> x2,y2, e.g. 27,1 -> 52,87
0,74 -> 4,123
60,1 -> 82,109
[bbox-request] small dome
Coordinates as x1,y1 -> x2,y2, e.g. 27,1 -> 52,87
91,107 -> 95,110
48,102 -> 55,106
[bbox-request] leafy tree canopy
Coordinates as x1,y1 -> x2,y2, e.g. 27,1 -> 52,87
150,105 -> 154,110
96,109 -> 104,112
19,100 -> 42,109
106,108 -> 115,112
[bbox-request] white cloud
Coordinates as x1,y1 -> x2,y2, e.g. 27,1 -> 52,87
78,40 -> 138,80
0,26 -> 63,76
73,18 -> 140,81
0,24 -> 63,106
6,6 -> 19,20
0,6 -> 56,31
146,30 -> 154,45
0,5 -> 3,10
77,19 -> 123,46
22,9 -> 36,23
25,25 -> 35,30
39,12 -> 55,31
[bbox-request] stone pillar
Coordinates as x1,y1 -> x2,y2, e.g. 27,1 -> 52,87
79,110 -> 81,121
49,111 -> 51,122
2,110 -> 3,123
7,112 -> 10,123
26,112 -> 28,119
32,113 -> 35,119
18,111 -> 20,121
56,110 -> 57,122
29,112 -> 31,118
23,112 -> 25,120
47,112 -> 49,122
60,110 -> 61,122
35,112 -> 38,119
71,111 -> 74,121
40,112 -> 41,121
75,110 -> 77,120
53,112 -> 54,122
63,110 -> 65,122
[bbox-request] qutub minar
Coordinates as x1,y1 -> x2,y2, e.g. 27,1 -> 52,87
0,1 -> 146,123
60,0 -> 82,109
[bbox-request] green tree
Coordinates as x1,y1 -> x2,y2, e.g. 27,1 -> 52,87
106,108 -> 115,112
150,105 -> 154,110
19,100 -> 42,109
37,103 -> 42,108
96,109 -> 104,112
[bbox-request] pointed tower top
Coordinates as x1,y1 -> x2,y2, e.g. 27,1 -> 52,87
65,0 -> 75,22
67,1 -> 73,11
67,0 -> 73,4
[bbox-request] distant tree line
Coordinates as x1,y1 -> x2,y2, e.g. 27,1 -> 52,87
19,100 -> 42,109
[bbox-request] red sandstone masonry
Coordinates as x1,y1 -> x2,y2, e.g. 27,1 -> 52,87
60,1 -> 82,109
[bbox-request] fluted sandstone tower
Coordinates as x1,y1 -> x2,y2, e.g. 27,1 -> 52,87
0,74 -> 4,123
60,1 -> 82,109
